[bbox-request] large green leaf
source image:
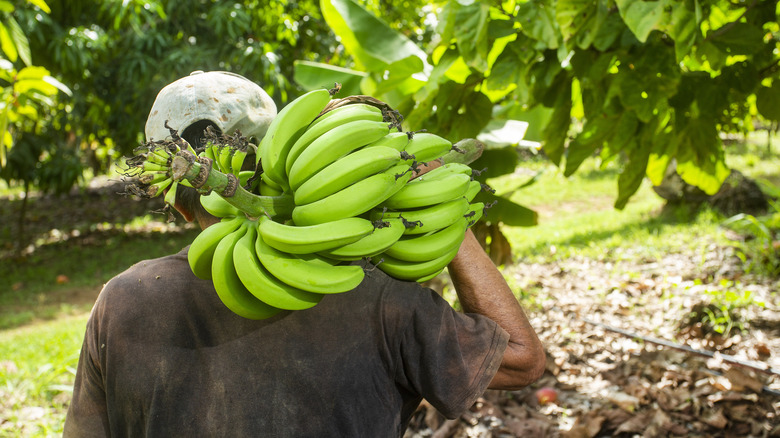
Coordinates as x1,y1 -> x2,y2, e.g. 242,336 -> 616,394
5,17 -> 29,66
541,78 -> 573,166
293,60 -> 366,96
320,0 -> 428,73
615,138 -> 650,210
591,11 -> 625,51
471,146 -> 520,179
372,55 -> 427,97
564,115 -> 615,177
615,0 -> 666,43
665,0 -> 701,61
0,21 -> 16,62
476,192 -> 538,227
673,117 -> 730,195
453,1 -> 490,71
709,22 -> 765,56
556,0 -> 608,49
449,89 -> 494,141
485,48 -> 519,92
516,0 -> 560,49
25,0 -> 50,13
756,83 -> 780,121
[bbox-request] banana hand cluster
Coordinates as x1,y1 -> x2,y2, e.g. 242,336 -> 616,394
132,87 -> 493,319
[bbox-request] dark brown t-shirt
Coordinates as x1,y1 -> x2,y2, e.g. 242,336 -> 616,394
64,247 -> 509,437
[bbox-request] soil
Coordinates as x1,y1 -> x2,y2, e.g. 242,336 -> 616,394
411,247 -> 780,437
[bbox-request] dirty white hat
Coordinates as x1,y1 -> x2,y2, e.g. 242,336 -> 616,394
145,70 -> 277,143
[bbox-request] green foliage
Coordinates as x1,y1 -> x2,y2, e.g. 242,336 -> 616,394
309,0 -> 780,214
6,0 -> 342,185
686,279 -> 766,336
0,314 -> 85,437
721,195 -> 780,276
0,0 -> 72,187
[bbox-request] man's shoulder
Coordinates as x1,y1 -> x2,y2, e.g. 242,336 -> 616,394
106,247 -> 190,285
96,246 -> 208,308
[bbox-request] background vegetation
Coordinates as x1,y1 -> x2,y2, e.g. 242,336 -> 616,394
0,0 -> 778,436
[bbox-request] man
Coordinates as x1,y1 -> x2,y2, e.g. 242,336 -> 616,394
64,71 -> 545,437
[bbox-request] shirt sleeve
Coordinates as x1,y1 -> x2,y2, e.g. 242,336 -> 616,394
63,292 -> 110,437
385,284 -> 510,419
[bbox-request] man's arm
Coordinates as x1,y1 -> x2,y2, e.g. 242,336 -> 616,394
447,229 -> 546,390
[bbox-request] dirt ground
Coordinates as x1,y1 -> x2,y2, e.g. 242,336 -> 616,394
408,246 -> 780,437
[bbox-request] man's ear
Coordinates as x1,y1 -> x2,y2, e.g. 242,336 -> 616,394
172,199 -> 196,223
163,186 -> 195,222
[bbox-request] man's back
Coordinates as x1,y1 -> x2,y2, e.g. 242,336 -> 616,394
64,247 -> 508,437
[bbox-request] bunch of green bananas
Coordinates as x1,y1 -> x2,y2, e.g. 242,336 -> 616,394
125,132 -> 199,208
134,87 -> 491,319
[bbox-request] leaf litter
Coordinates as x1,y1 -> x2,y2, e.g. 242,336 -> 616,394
411,243 -> 779,437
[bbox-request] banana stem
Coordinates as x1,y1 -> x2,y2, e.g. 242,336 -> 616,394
171,152 -> 295,219
440,138 -> 484,165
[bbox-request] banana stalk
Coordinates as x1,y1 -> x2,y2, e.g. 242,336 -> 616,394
440,138 -> 484,165
171,151 -> 294,219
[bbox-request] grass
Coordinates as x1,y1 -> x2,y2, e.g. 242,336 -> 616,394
1,135 -> 779,436
0,314 -> 88,437
0,227 -> 199,329
492,157 -> 730,264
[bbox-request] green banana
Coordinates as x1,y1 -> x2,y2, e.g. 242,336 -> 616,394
259,182 -> 284,197
287,119 -> 390,190
258,88 -> 332,190
146,178 -> 172,198
202,143 -> 217,164
409,162 -> 472,183
284,103 -> 384,176
383,172 -> 471,209
371,197 -> 470,235
238,170 -> 254,186
217,146 -> 233,174
163,181 -> 179,207
187,216 -> 245,280
383,217 -> 469,262
309,102 -> 382,128
138,171 -> 170,185
318,217 -> 406,261
145,150 -> 172,166
372,244 -> 461,282
261,172 -> 283,190
212,221 -> 282,320
293,146 -> 407,205
200,191 -> 241,218
464,201 -> 485,226
254,217 -> 365,294
367,131 -> 410,151
259,217 -> 375,254
464,179 -> 482,202
148,145 -> 173,162
230,148 -> 248,176
403,132 -> 453,163
233,223 -> 323,310
141,161 -> 171,173
292,163 -> 412,226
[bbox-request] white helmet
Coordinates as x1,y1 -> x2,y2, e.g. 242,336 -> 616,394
145,70 -> 277,143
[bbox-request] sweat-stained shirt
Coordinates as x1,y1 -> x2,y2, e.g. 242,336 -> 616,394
64,247 -> 509,438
